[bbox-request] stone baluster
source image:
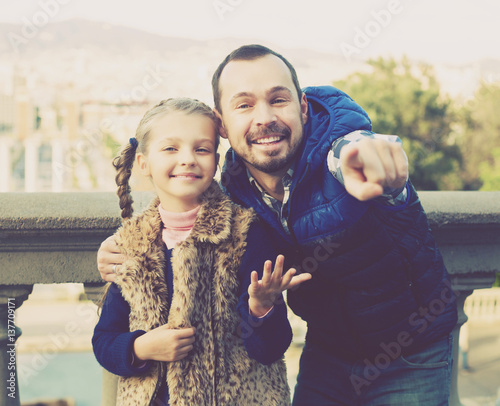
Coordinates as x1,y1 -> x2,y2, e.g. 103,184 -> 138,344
449,274 -> 497,406
0,286 -> 33,406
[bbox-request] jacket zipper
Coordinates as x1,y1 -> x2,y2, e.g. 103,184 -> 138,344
286,163 -> 310,249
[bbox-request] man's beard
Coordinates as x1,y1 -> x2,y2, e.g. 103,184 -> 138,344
243,122 -> 302,174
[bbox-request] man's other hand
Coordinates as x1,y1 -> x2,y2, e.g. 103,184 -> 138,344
97,235 -> 126,282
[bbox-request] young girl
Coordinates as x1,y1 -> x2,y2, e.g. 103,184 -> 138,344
92,98 -> 310,406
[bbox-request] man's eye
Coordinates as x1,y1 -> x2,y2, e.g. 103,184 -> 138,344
272,98 -> 287,104
237,103 -> 250,109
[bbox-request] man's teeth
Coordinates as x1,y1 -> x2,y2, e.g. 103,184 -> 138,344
254,136 -> 281,144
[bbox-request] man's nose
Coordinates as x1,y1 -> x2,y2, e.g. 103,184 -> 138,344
254,103 -> 277,126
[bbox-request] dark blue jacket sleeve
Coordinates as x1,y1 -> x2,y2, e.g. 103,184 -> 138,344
92,283 -> 152,376
237,220 -> 293,365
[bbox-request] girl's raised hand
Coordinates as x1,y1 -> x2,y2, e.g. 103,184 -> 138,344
133,325 -> 196,362
248,254 -> 311,317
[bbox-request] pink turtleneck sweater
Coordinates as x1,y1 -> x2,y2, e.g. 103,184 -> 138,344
158,204 -> 200,248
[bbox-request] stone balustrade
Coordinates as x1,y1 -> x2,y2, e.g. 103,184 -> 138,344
0,191 -> 499,405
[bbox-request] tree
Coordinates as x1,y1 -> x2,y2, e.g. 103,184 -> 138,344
335,57 -> 463,190
479,148 -> 500,191
457,82 -> 500,190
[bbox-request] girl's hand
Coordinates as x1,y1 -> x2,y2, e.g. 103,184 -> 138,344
248,254 -> 311,317
133,326 -> 196,362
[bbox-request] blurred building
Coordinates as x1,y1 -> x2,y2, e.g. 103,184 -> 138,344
0,93 -> 15,135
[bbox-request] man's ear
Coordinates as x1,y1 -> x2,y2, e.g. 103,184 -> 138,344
301,93 -> 308,124
136,153 -> 150,177
213,108 -> 228,139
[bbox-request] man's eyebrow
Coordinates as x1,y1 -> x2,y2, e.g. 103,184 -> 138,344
268,86 -> 293,96
229,87 -> 293,104
229,92 -> 253,104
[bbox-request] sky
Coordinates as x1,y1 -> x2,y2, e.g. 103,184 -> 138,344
1,0 -> 500,65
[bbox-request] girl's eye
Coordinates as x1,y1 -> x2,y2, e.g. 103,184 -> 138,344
163,147 -> 177,152
196,148 -> 211,153
236,103 -> 250,109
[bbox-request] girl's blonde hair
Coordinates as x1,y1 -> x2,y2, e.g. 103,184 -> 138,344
113,98 -> 219,219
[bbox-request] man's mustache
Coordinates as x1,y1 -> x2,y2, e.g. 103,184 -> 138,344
247,122 -> 291,142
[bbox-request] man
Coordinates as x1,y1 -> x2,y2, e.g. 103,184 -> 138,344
98,45 -> 457,405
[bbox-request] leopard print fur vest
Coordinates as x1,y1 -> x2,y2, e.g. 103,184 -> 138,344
112,182 -> 290,406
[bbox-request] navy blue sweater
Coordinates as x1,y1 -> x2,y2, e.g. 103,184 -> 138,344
92,221 -> 293,405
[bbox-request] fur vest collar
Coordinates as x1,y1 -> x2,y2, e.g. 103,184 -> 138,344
113,182 -> 290,406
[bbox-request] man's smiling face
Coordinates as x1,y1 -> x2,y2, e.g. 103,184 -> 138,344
216,54 -> 308,176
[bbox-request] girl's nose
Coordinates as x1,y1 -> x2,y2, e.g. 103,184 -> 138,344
178,149 -> 196,166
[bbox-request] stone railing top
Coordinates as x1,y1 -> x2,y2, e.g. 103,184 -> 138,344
0,192 -> 154,232
416,191 -> 499,282
1,190 -> 498,232
0,191 -> 156,285
0,191 -> 498,285
417,191 -> 500,227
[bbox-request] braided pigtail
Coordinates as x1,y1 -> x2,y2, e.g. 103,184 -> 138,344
113,138 -> 139,219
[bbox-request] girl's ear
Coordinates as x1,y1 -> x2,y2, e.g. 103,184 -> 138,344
136,153 -> 150,176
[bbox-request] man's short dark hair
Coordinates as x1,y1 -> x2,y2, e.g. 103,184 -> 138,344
211,44 -> 302,113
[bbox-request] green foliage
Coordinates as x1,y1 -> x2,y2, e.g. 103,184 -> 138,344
335,57 -> 463,190
479,148 -> 500,191
102,132 -> 122,159
456,82 -> 500,190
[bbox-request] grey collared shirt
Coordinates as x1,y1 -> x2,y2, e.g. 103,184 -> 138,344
248,167 -> 294,234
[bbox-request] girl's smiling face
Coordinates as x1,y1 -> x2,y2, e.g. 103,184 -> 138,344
137,111 -> 219,212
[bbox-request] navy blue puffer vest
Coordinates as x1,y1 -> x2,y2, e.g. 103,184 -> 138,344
222,86 -> 457,360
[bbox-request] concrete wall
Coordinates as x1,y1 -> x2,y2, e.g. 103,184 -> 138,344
0,191 -> 499,405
